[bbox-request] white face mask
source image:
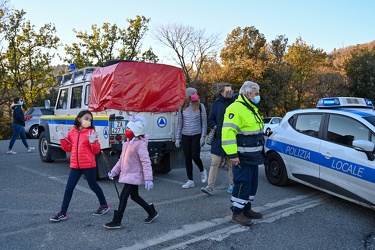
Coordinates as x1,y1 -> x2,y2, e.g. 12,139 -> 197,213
81,120 -> 91,128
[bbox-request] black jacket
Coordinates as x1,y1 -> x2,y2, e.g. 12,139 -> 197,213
208,94 -> 235,156
12,104 -> 25,126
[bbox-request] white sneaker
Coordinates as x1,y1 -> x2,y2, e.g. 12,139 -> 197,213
182,180 -> 194,189
7,150 -> 17,155
27,147 -> 35,153
200,169 -> 207,183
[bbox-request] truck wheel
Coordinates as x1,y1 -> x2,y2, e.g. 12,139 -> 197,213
39,131 -> 54,163
152,153 -> 171,174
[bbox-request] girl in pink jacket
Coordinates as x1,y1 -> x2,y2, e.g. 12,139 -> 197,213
104,116 -> 157,229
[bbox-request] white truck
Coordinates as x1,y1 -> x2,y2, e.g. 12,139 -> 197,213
38,61 -> 186,178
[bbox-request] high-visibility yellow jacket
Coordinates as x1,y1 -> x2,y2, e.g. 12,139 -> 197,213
221,94 -> 265,163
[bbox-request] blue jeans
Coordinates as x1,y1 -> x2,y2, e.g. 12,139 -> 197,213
8,123 -> 29,150
61,168 -> 107,212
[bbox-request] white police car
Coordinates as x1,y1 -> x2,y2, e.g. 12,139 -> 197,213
265,97 -> 375,209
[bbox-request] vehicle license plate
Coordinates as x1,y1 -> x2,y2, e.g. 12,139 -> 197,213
111,120 -> 127,134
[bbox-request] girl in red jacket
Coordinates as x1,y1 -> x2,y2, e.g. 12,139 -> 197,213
50,110 -> 110,222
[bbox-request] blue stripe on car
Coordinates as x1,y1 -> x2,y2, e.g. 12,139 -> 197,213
266,139 -> 375,184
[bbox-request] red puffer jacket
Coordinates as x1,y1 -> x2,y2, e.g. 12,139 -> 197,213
60,127 -> 101,169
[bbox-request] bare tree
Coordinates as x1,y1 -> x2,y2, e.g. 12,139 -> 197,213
154,24 -> 219,86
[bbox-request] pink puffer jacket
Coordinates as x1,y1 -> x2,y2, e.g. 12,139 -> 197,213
111,136 -> 153,185
60,127 -> 101,169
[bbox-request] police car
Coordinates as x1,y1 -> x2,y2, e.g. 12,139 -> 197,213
265,97 -> 375,209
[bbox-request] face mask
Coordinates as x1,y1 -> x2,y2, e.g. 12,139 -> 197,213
19,101 -> 24,105
81,120 -> 91,128
252,95 -> 261,104
190,93 -> 199,102
125,129 -> 134,139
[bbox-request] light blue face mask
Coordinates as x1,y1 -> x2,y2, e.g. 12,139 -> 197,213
253,95 -> 261,104
19,101 -> 24,105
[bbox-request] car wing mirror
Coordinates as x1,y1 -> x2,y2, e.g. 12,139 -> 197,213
353,140 -> 375,161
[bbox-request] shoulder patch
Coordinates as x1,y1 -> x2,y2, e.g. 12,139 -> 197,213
228,113 -> 234,119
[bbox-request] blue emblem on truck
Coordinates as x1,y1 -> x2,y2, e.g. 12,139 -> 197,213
157,117 -> 167,128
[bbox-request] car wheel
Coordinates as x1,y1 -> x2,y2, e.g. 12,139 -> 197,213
265,151 -> 289,186
29,125 -> 39,139
39,131 -> 54,163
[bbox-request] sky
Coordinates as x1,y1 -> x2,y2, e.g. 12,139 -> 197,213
10,0 -> 375,66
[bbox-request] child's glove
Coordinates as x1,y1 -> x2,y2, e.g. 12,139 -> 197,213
200,137 -> 205,147
145,180 -> 154,190
175,139 -> 180,148
108,170 -> 116,180
88,131 -> 98,143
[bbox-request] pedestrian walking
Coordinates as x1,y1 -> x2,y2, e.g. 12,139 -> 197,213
7,97 -> 35,155
222,81 -> 265,226
104,116 -> 158,229
175,87 -> 208,189
201,83 -> 235,195
50,110 -> 110,222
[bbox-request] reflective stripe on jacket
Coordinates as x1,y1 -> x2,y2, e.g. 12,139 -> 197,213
221,94 -> 264,159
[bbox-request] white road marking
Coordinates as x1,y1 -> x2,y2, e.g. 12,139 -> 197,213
121,193 -> 330,250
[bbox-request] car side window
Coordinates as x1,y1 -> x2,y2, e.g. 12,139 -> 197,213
57,88 -> 69,110
294,114 -> 322,138
327,114 -> 370,147
70,86 -> 83,109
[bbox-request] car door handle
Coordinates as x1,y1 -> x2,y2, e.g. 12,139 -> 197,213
321,152 -> 333,158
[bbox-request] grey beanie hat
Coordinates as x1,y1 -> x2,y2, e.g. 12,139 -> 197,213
185,87 -> 197,98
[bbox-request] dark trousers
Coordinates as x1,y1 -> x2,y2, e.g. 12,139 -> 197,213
117,184 -> 152,217
61,168 -> 107,212
8,123 -> 29,150
181,134 -> 204,180
231,164 -> 259,213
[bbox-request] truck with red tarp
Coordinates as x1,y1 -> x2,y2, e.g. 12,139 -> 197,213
38,61 -> 186,178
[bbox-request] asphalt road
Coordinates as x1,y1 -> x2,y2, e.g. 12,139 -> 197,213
1,139 -> 375,250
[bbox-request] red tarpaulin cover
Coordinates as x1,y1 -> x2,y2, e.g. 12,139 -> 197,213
89,61 -> 186,112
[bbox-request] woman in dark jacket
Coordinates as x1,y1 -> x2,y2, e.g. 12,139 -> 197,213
7,97 -> 34,155
201,83 -> 236,195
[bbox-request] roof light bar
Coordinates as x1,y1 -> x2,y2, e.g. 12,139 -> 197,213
316,97 -> 374,109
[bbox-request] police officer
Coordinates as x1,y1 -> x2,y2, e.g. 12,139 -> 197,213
221,81 -> 265,226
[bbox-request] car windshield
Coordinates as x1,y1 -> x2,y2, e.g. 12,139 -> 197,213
263,118 -> 272,123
